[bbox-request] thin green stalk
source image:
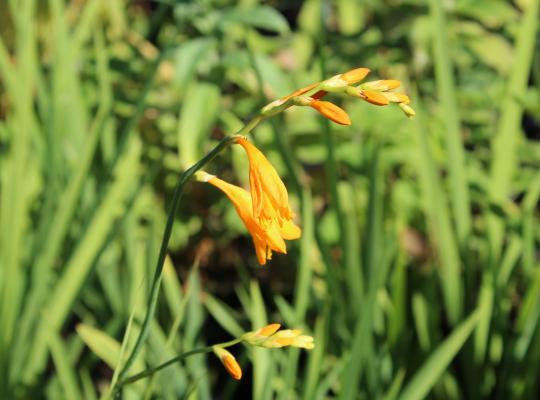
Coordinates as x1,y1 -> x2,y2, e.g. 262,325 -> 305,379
114,115 -> 264,387
115,135 -> 237,383
118,339 -> 241,387
428,0 -> 471,247
487,0 -> 539,262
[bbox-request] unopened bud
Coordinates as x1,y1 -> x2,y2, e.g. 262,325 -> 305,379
383,93 -> 410,104
361,80 -> 401,91
213,347 -> 242,380
340,67 -> 370,84
361,89 -> 390,106
399,102 -> 416,118
242,323 -> 281,345
309,100 -> 351,125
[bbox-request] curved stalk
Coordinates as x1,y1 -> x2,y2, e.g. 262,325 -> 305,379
113,115 -> 264,393
118,338 -> 242,387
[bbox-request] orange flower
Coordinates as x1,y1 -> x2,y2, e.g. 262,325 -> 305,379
235,137 -> 301,241
207,175 -> 297,265
213,347 -> 242,380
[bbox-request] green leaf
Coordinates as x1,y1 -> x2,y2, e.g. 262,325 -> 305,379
177,82 -> 221,167
223,6 -> 290,34
399,310 -> 480,400
76,324 -> 122,369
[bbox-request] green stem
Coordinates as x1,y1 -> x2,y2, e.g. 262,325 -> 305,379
114,114 -> 264,391
119,339 -> 242,386
115,137 -> 233,383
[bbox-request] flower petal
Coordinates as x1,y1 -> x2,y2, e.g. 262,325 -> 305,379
279,219 -> 302,240
362,79 -> 400,91
340,67 -> 370,84
361,89 -> 390,106
236,137 -> 292,222
309,100 -> 351,125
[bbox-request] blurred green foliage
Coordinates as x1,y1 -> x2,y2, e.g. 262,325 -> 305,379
0,0 -> 539,399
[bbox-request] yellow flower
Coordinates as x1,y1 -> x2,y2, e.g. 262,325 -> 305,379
242,324 -> 315,350
235,137 -> 301,241
213,347 -> 242,380
206,175 -> 295,265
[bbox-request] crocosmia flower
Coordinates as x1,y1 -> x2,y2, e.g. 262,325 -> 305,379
235,137 -> 301,241
206,175 -> 298,265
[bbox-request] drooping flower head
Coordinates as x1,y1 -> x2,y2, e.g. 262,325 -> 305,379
200,138 -> 300,265
235,137 -> 301,241
206,175 -> 287,265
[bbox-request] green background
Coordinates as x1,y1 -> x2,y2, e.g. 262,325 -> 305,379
0,0 -> 539,398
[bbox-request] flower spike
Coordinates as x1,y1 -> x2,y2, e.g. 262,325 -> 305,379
262,66 -> 414,121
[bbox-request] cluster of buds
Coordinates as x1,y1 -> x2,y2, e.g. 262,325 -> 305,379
262,67 -> 415,124
241,323 -> 314,349
212,323 -> 314,380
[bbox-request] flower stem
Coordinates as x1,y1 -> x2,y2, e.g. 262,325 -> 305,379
112,115 -> 263,394
118,339 -> 242,386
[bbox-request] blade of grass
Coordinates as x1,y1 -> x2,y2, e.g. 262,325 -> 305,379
250,280 -> 272,400
412,92 -> 462,324
427,0 -> 471,247
13,25 -> 112,375
22,136 -> 142,383
48,329 -> 83,400
399,309 -> 480,400
0,0 -> 37,388
487,0 -> 539,261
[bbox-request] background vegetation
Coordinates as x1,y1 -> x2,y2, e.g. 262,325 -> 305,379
0,0 -> 539,398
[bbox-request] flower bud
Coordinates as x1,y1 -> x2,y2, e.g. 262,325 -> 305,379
361,80 -> 401,91
260,329 -> 315,349
242,323 -> 281,345
213,347 -> 242,380
340,67 -> 370,84
308,100 -> 351,125
360,89 -> 390,106
383,92 -> 410,104
399,102 -> 416,118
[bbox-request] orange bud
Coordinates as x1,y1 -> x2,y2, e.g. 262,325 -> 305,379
213,347 -> 242,380
383,93 -> 410,104
259,323 -> 281,337
361,90 -> 390,106
223,354 -> 242,380
309,100 -> 351,125
340,67 -> 370,84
